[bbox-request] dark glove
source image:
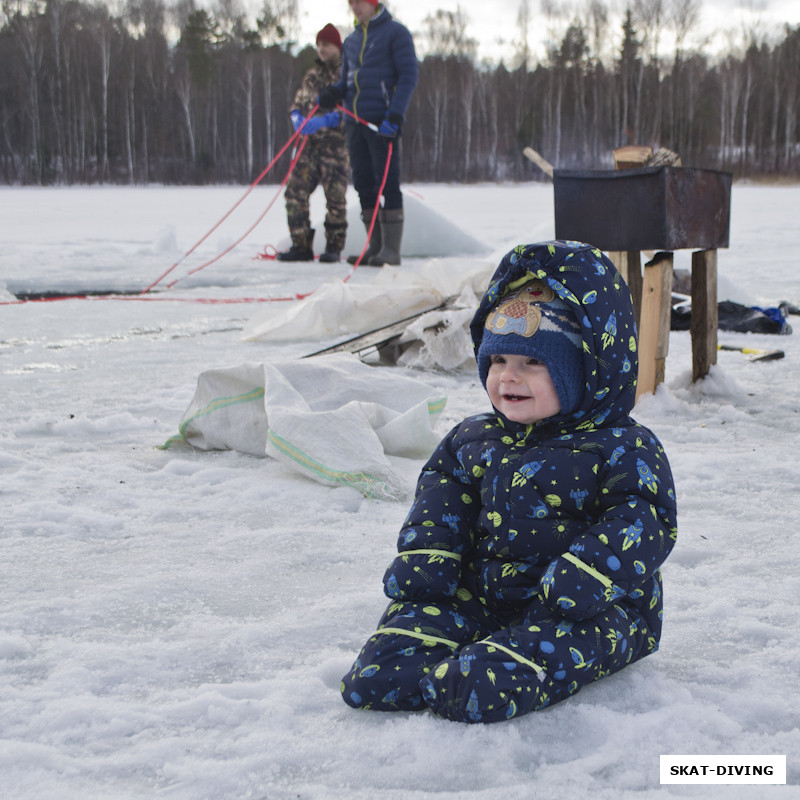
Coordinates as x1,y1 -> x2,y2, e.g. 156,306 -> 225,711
290,110 -> 304,132
299,111 -> 340,135
379,112 -> 402,138
317,85 -> 343,110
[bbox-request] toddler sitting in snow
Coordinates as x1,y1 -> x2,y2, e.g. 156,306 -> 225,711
340,241 -> 678,723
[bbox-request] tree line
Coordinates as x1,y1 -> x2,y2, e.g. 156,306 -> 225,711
1,0 -> 799,185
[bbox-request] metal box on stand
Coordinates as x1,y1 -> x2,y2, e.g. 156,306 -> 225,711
553,166 -> 732,251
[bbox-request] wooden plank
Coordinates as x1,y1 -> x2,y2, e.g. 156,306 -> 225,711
613,145 -> 653,170
609,250 -> 644,328
691,249 -> 718,380
522,147 -> 554,177
636,252 -> 673,399
626,251 -> 643,328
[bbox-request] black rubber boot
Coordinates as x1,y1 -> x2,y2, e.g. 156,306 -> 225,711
277,228 -> 314,262
347,211 -> 381,265
320,221 -> 346,263
368,209 -> 404,266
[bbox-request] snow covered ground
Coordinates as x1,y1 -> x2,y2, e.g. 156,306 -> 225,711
1,181 -> 799,799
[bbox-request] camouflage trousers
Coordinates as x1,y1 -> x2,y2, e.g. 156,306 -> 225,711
284,137 -> 349,253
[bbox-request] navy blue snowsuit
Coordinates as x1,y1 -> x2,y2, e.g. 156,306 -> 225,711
341,242 -> 678,723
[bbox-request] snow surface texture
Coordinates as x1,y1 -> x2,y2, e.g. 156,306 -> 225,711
1,183 -> 799,799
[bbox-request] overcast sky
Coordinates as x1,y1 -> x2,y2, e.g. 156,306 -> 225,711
292,0 -> 799,63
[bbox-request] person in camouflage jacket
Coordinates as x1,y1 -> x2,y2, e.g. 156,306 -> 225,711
277,24 -> 349,263
341,241 -> 678,723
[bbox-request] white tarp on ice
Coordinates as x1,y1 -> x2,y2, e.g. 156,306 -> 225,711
163,353 -> 446,499
317,193 -> 493,259
242,258 -> 494,343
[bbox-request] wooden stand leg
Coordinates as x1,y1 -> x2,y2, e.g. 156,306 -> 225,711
636,251 -> 674,399
609,250 -> 643,328
691,249 -> 718,381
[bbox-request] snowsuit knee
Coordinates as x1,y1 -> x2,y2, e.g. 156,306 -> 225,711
341,590 -> 495,711
420,583 -> 662,723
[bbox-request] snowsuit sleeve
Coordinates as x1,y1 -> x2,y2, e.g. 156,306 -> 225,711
537,432 -> 677,620
382,423 -> 481,602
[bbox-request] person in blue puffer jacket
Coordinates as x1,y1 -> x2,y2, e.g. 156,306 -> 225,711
340,241 -> 678,723
318,0 -> 418,266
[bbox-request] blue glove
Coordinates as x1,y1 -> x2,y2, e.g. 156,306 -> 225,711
290,110 -> 304,132
320,111 -> 341,129
300,111 -> 340,135
378,113 -> 401,138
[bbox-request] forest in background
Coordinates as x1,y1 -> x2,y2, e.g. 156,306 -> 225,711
1,0 -> 799,185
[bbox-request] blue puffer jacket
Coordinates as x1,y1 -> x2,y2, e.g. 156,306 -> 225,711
332,7 -> 418,124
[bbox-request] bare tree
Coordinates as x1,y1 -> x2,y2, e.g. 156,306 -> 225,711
418,8 -> 476,178
255,0 -> 296,166
514,0 -> 531,72
664,0 -> 701,153
10,0 -> 45,181
584,0 -> 610,162
633,0 -> 666,143
90,4 -> 114,180
1,0 -> 799,184
418,6 -> 476,60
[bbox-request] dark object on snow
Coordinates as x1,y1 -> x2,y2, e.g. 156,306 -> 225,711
672,300 -> 792,335
719,344 -> 785,362
12,289 -> 143,300
553,166 -> 732,251
305,303 -> 447,361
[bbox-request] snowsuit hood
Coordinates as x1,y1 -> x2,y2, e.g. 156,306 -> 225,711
471,241 -> 638,430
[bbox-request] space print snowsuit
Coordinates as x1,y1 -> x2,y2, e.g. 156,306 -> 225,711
341,241 -> 678,723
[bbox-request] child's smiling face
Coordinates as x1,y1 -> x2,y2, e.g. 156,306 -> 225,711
485,353 -> 561,424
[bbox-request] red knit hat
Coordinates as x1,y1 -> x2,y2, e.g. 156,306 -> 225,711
316,23 -> 342,49
362,0 -> 379,5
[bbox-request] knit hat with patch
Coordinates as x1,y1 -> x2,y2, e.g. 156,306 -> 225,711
316,23 -> 342,49
477,279 -> 585,414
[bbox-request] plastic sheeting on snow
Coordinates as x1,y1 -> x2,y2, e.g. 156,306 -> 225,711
162,353 -> 446,499
394,301 -> 479,371
318,193 -> 493,260
242,258 -> 494,343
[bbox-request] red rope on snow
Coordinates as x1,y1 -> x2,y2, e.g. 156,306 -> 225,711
253,244 -> 279,261
0,294 -> 309,305
2,109 -> 397,308
164,135 -> 309,288
141,106 -> 318,294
